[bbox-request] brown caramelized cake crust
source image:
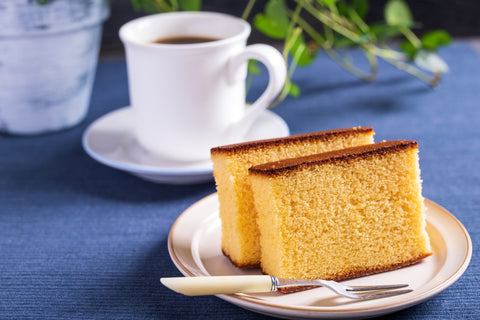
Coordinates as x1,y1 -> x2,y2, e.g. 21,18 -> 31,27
250,140 -> 417,175
211,127 -> 374,155
277,255 -> 430,294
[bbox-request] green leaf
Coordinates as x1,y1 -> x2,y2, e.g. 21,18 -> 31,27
254,15 -> 284,39
317,0 -> 338,6
384,0 -> 414,27
253,0 -> 289,40
130,0 -> 174,13
369,23 -> 402,41
353,34 -> 372,45
178,0 -> 201,11
421,30 -> 452,51
337,0 -> 369,21
351,0 -> 369,19
400,39 -> 417,59
289,34 -> 317,66
286,81 -> 300,97
130,0 -> 144,11
333,33 -> 372,47
414,50 -> 449,73
248,60 -> 262,75
333,36 -> 356,48
336,1 -> 348,16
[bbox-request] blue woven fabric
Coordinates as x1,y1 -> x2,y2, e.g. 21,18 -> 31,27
0,42 -> 478,319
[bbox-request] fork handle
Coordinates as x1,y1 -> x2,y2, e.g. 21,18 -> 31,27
161,275 -> 274,296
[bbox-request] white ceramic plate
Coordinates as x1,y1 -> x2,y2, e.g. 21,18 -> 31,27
167,193 -> 472,319
82,107 -> 289,184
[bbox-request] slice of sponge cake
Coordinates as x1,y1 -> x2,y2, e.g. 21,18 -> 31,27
249,140 -> 432,280
210,127 -> 375,268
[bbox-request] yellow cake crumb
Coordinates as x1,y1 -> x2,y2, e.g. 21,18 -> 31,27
210,127 -> 375,267
248,140 -> 432,280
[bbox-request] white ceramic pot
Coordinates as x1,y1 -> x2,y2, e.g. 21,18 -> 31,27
0,0 -> 110,135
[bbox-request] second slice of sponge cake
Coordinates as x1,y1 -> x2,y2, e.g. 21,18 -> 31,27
210,127 -> 375,268
249,140 -> 432,280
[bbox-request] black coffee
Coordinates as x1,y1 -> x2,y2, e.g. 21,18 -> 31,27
153,36 -> 219,44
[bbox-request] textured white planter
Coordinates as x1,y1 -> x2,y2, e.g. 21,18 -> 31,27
0,0 -> 110,135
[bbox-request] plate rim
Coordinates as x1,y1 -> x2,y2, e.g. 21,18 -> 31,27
167,193 -> 472,318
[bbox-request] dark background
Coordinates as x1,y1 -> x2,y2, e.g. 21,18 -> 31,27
101,0 -> 480,55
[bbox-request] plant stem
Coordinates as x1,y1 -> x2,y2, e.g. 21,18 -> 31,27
283,27 -> 303,60
245,0 -> 445,101
325,48 -> 378,81
400,26 -> 422,48
288,0 -> 304,37
289,1 -> 378,81
150,0 -> 174,12
383,57 -> 441,86
242,0 -> 256,20
347,7 -> 369,34
300,1 -> 360,41
170,0 -> 179,11
295,16 -> 325,45
369,45 -> 408,61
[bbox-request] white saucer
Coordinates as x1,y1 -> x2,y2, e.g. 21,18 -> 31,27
168,194 -> 472,319
82,107 -> 289,184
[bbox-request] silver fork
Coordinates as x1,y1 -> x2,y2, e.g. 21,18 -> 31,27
272,276 -> 412,300
161,275 -> 412,300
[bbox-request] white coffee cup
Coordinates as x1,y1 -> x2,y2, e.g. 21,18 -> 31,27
119,12 -> 286,162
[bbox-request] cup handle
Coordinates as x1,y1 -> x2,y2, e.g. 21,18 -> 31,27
226,44 -> 287,141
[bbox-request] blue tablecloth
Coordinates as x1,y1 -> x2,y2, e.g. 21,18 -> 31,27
1,41 -> 478,319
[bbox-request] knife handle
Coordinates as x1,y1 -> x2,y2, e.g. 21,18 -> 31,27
160,275 -> 274,296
